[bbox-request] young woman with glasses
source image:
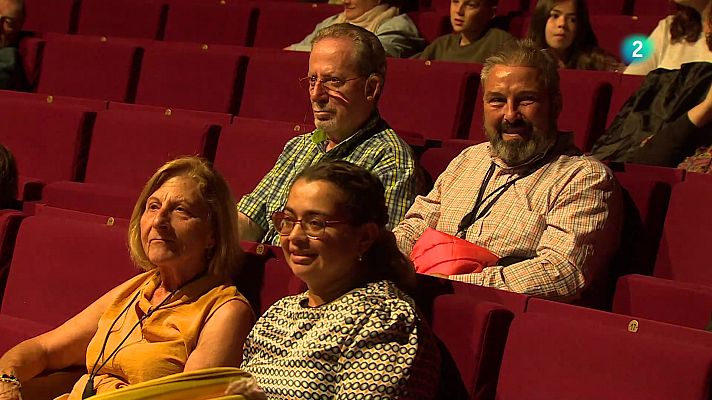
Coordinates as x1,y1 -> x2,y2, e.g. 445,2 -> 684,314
230,160 -> 441,399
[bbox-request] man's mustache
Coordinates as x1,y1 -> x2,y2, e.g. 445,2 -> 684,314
499,119 -> 533,133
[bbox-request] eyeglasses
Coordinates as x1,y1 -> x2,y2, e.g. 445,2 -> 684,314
299,75 -> 363,92
0,15 -> 17,30
271,211 -> 345,239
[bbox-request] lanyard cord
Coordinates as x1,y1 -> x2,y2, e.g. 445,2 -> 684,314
82,288 -> 177,399
456,161 -> 543,237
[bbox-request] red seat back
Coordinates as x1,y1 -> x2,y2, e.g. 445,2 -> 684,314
37,39 -> 142,102
252,2 -> 342,49
135,46 -> 247,113
431,295 -> 513,399
238,50 -> 312,122
1,216 -> 137,326
613,274 -> 712,330
497,311 -> 712,400
654,172 -> 712,285
0,100 -> 93,194
23,0 -> 77,34
163,2 -> 257,46
84,110 -> 220,188
215,117 -> 312,199
76,0 -> 166,39
382,59 -> 478,140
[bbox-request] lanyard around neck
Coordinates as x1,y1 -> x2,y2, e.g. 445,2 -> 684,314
456,161 -> 540,237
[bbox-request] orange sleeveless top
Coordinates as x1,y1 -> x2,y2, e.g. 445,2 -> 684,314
65,270 -> 252,399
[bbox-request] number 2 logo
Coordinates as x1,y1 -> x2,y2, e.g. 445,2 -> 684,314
631,40 -> 644,58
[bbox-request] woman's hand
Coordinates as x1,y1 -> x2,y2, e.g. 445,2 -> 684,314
0,381 -> 22,400
224,376 -> 267,400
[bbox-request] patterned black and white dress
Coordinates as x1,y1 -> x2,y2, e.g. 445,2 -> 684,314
241,280 -> 441,399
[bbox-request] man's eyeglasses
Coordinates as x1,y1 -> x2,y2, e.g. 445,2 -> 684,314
0,15 -> 17,30
271,211 -> 345,239
299,75 -> 363,92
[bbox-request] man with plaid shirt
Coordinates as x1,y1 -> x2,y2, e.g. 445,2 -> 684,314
394,40 -> 623,300
237,24 -> 416,245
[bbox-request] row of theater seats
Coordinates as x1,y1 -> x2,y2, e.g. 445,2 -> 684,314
420,0 -> 671,16
0,95 -> 313,213
2,89 -> 711,288
18,0 -> 670,58
0,212 -> 709,399
15,33 -> 645,151
19,0 -> 672,45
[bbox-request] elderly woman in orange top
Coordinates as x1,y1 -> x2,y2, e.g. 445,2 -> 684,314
286,0 -> 424,57
0,156 -> 254,400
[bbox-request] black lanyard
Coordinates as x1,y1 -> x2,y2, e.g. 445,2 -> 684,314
456,162 -> 540,237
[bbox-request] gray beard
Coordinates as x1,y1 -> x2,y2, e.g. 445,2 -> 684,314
486,126 -> 556,167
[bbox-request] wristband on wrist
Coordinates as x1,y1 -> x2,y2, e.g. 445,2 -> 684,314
0,373 -> 20,389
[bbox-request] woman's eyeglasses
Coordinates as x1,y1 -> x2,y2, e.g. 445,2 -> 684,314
271,211 -> 345,239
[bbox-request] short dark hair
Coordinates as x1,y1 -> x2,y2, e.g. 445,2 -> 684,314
0,144 -> 17,208
293,160 -> 415,292
312,23 -> 387,78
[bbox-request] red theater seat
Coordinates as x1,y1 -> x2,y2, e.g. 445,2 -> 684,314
36,39 -> 142,102
22,0 -> 77,34
252,2 -> 342,49
611,163 -> 683,276
0,89 -> 107,110
238,50 -> 312,122
633,0 -> 675,17
654,172 -> 712,285
382,59 -> 478,140
613,274 -> 712,330
0,100 -> 93,201
584,0 -> 627,14
0,215 -> 137,354
163,2 -> 257,46
607,73 -> 645,127
76,0 -> 166,39
108,102 -> 232,126
259,253 -> 306,315
215,117 -> 312,199
590,15 -> 659,62
135,46 -> 247,113
408,11 -> 451,44
431,295 -> 513,400
41,110 -> 220,218
558,69 -> 617,151
497,311 -> 712,400
419,139 -> 477,183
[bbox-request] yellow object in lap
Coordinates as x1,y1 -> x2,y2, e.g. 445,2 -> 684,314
90,367 -> 250,400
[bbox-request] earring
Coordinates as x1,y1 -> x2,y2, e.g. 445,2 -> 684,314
357,254 -> 363,262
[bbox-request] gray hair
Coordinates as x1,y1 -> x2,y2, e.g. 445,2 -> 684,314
311,23 -> 387,79
481,38 -> 560,101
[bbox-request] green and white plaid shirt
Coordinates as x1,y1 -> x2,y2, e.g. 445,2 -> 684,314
238,113 -> 417,244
